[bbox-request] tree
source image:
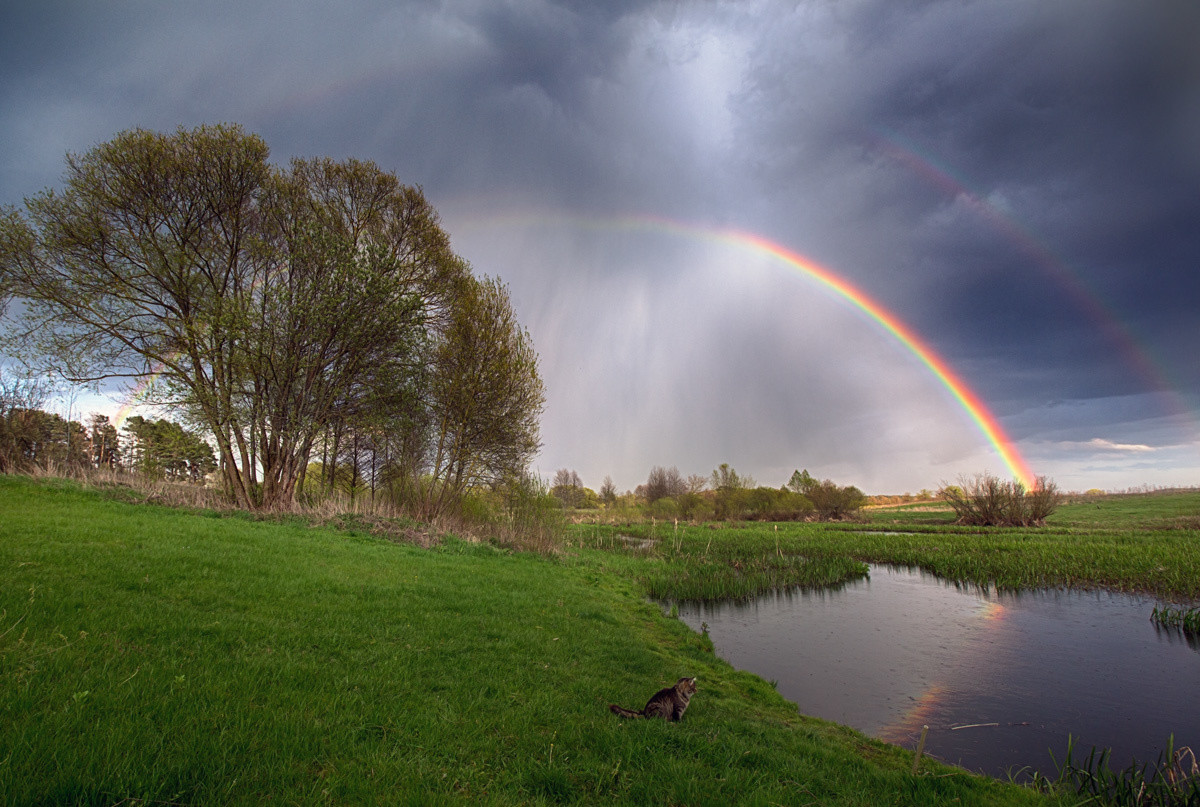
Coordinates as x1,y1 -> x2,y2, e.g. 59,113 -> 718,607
787,468 -> 818,495
599,475 -> 617,505
711,463 -> 754,493
87,413 -> 119,469
122,415 -> 216,481
940,472 -> 1061,527
0,367 -> 51,471
805,479 -> 865,520
1,125 -> 476,510
644,465 -> 686,503
423,275 -> 544,517
551,468 -> 585,508
710,463 -> 753,520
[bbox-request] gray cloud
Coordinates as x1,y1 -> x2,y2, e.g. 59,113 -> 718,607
2,0 -> 1198,492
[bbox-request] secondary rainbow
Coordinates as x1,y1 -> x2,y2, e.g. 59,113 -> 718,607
869,127 -> 1198,439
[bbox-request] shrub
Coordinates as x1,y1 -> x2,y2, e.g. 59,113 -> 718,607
805,480 -> 865,521
941,472 -> 1061,527
648,496 -> 680,520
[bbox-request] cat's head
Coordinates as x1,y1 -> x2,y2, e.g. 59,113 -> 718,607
676,677 -> 697,695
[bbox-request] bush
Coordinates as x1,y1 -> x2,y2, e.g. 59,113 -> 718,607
941,472 -> 1061,527
498,474 -> 565,551
452,475 -> 564,551
648,496 -> 680,520
722,487 -> 814,522
805,481 -> 865,521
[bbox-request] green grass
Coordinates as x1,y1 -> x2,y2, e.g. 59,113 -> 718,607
572,492 -> 1200,602
0,475 -> 1066,805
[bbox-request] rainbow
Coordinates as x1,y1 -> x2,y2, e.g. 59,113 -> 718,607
672,221 -> 1035,488
454,211 -> 1037,487
113,377 -> 162,429
868,128 -> 1198,437
111,211 -> 1038,488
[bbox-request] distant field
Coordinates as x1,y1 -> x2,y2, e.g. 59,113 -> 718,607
0,475 -> 1066,806
571,490 -> 1200,601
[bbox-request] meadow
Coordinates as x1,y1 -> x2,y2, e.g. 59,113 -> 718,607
567,491 -> 1200,603
0,474 -> 1076,806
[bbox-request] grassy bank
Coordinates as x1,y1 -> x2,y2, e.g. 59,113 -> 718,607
0,475 -> 1065,805
571,492 -> 1200,602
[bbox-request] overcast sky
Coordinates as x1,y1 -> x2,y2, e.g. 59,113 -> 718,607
3,0 -> 1198,493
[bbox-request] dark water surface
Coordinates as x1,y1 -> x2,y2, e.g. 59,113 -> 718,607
674,565 -> 1199,778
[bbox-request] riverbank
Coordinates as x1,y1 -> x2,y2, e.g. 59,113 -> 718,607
0,475 -> 1065,805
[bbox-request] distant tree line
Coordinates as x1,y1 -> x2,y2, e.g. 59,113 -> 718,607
0,124 -> 544,513
549,463 -> 867,522
0,374 -> 214,480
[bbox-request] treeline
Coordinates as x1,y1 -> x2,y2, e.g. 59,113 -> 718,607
0,397 -> 214,481
551,464 -> 866,523
1,124 -> 544,514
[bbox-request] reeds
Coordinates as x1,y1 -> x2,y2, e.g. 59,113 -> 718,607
1151,604 -> 1200,634
1030,734 -> 1200,806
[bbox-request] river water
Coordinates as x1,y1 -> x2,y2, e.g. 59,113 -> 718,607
673,564 -> 1200,778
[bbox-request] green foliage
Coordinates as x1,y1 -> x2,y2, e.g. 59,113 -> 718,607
1151,604 -> 1200,634
647,496 -> 680,520
720,486 -> 814,521
423,275 -> 544,517
0,407 -> 88,471
122,415 -> 216,481
0,368 -> 54,471
2,125 -> 542,514
788,468 -> 818,495
1031,734 -> 1200,806
805,479 -> 866,520
0,476 -> 1058,806
576,489 -> 1200,601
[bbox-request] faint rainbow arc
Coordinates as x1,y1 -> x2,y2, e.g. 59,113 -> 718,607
456,212 -> 1037,488
113,360 -> 172,429
869,128 -> 1198,436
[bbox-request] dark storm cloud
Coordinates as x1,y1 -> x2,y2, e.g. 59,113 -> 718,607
2,0 -> 1197,490
730,0 -> 1200,422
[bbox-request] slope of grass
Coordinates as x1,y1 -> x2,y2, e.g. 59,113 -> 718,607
0,476 -> 1065,805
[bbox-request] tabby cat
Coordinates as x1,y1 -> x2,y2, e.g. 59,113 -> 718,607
609,677 -> 697,721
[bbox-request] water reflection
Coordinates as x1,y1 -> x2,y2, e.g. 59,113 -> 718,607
673,565 -> 1200,778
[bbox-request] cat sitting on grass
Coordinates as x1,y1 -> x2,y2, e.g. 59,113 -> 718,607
609,677 -> 697,721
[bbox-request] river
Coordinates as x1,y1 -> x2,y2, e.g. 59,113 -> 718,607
673,564 -> 1200,778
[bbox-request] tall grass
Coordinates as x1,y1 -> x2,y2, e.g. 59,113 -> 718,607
1028,735 -> 1200,806
1151,604 -> 1200,633
20,465 -> 567,554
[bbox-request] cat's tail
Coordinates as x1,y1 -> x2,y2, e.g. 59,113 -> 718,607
609,704 -> 643,719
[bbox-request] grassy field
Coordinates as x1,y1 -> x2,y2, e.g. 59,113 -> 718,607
0,474 -> 1074,806
570,491 -> 1200,602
